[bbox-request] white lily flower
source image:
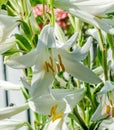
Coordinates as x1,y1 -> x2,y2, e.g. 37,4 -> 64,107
5,25 -> 101,98
0,80 -> 21,90
0,119 -> 26,130
29,88 -> 84,130
0,103 -> 29,120
29,88 -> 84,114
92,81 -> 114,121
54,0 -> 114,34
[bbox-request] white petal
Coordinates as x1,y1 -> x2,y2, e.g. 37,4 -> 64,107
44,118 -> 69,130
0,103 -> 29,120
61,32 -> 78,49
30,70 -> 53,98
71,36 -> 92,61
0,80 -> 21,90
91,103 -> 107,121
55,23 -> 66,43
54,0 -> 114,15
0,37 -> 16,54
54,49 -> 101,84
38,24 -> 56,50
0,14 -> 18,42
20,78 -> 31,90
51,88 -> 84,113
98,81 -> 114,95
5,49 -> 38,69
0,119 -> 26,130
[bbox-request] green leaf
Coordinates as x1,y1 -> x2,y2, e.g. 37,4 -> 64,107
19,20 -> 32,39
15,34 -> 32,51
2,47 -> 21,56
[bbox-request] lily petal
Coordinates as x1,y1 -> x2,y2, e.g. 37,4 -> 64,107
0,119 -> 26,130
71,36 -> 92,61
5,49 -> 38,68
0,80 -> 21,90
0,37 -> 16,55
54,49 -> 101,84
30,70 -> 53,98
98,81 -> 114,95
0,14 -> 18,42
51,88 -> 84,113
38,24 -> 56,50
0,103 -> 29,120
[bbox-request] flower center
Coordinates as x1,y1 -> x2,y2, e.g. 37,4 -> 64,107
105,99 -> 114,117
44,54 -> 65,73
49,104 -> 64,122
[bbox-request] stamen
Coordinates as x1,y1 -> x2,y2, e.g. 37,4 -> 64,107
45,61 -> 49,72
56,63 -> 61,72
60,63 -> 65,72
47,63 -> 55,72
112,107 -> 114,117
58,54 -> 65,72
52,112 -> 64,122
109,99 -> 113,106
106,105 -> 110,115
58,54 -> 62,65
49,56 -> 53,66
50,105 -> 58,116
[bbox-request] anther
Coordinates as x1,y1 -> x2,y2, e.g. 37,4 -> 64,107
49,56 -> 53,66
58,54 -> 62,65
109,99 -> 113,106
56,63 -> 61,72
45,62 -> 49,72
60,63 -> 65,72
47,63 -> 55,72
112,107 -> 114,117
106,105 -> 110,115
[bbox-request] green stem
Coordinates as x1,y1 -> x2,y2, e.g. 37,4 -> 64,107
50,0 -> 55,26
70,119 -> 75,130
26,122 -> 34,130
73,107 -> 88,130
97,28 -> 108,81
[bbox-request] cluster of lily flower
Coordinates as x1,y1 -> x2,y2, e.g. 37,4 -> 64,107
0,0 -> 114,130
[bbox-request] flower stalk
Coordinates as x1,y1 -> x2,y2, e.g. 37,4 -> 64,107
97,28 -> 108,81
